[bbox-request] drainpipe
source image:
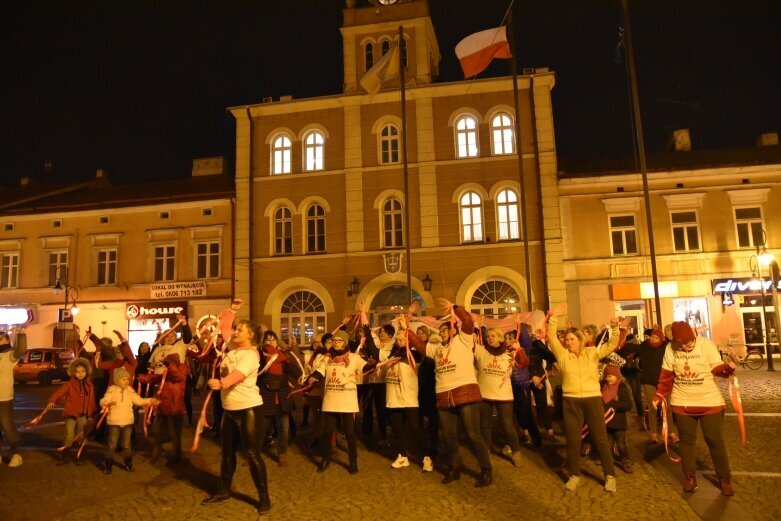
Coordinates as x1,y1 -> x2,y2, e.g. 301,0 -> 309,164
245,106 -> 254,317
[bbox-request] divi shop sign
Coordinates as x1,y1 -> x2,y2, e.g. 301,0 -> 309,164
126,301 -> 187,320
711,277 -> 781,295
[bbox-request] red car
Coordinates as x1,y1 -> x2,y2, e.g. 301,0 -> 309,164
13,348 -> 76,386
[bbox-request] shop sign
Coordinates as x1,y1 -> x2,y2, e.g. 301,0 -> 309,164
126,301 -> 187,320
0,307 -> 34,325
711,277 -> 781,295
150,281 -> 207,299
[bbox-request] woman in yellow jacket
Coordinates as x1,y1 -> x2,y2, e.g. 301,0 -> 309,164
547,305 -> 620,492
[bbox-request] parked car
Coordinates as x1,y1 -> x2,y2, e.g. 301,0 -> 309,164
13,348 -> 76,385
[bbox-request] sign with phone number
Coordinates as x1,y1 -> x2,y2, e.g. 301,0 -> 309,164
150,281 -> 207,299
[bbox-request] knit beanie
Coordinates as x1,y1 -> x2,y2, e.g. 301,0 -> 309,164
113,366 -> 130,383
670,321 -> 695,344
649,328 -> 665,346
333,330 -> 349,344
603,364 -> 622,380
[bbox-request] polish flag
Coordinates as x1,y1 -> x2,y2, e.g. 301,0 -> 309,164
455,26 -> 512,79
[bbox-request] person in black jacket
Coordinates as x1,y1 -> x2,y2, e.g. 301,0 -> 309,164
529,330 -> 558,439
621,327 -> 678,444
601,364 -> 634,473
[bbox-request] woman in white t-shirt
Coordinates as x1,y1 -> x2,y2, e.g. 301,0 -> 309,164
202,320 -> 270,516
310,329 -> 374,474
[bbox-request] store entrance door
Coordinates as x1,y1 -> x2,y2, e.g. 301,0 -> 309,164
740,306 -> 779,355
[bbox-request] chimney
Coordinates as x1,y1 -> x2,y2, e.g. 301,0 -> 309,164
278,95 -> 293,102
757,132 -> 779,147
668,128 -> 692,152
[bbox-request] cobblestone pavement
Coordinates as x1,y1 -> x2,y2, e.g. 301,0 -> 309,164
1,371 -> 779,521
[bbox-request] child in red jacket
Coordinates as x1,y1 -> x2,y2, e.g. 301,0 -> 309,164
47,358 -> 97,465
137,352 -> 189,463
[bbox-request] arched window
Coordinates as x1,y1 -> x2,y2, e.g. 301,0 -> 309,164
470,280 -> 522,318
455,115 -> 479,158
491,113 -> 514,155
306,204 -> 326,253
364,41 -> 374,71
382,198 -> 403,248
460,191 -> 483,242
280,290 -> 326,346
271,134 -> 292,174
381,39 -> 391,57
303,130 -> 324,171
400,37 -> 408,69
380,124 -> 400,164
371,285 -> 424,325
496,189 -> 519,240
274,207 -> 292,255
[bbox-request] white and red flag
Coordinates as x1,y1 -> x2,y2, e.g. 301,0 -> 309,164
455,26 -> 512,79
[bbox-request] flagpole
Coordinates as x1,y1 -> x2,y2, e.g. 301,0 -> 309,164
620,0 -> 662,326
507,10 -> 534,312
399,26 -> 413,306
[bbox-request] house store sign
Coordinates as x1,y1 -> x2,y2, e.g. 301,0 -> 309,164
711,277 -> 781,295
126,301 -> 187,320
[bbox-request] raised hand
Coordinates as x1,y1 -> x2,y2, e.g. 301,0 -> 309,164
550,303 -> 567,317
407,300 -> 420,315
176,313 -> 186,325
437,298 -> 453,313
610,317 -> 620,329
113,330 -> 125,342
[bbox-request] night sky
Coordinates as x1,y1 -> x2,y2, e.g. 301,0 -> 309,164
2,0 -> 779,187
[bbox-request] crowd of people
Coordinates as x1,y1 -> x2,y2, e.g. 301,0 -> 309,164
0,297 -> 740,517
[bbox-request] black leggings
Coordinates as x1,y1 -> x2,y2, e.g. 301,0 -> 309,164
321,412 -> 357,463
218,406 -> 268,497
530,383 -> 553,431
260,413 -> 290,455
510,382 -> 542,446
438,402 -> 491,471
481,400 -> 521,452
387,407 -> 424,456
361,384 -> 387,440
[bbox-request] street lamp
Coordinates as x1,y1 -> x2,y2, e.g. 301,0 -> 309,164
749,230 -> 775,371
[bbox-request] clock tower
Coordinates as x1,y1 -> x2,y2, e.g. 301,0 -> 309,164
341,0 -> 441,93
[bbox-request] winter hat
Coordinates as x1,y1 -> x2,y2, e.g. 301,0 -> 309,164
333,330 -> 349,344
320,332 -> 334,345
649,328 -> 665,346
671,321 -> 695,344
603,364 -> 622,380
68,358 -> 93,378
113,366 -> 130,383
381,324 -> 396,338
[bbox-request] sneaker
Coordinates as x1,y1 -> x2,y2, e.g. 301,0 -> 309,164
422,456 -> 433,472
8,454 -> 23,468
511,451 -> 522,467
391,454 -> 409,469
605,475 -> 617,492
564,475 -> 581,491
501,445 -> 513,457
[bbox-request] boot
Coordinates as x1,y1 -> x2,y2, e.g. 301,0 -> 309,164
201,491 -> 231,505
278,454 -> 288,467
317,456 -> 331,473
257,482 -> 271,515
622,459 -> 634,474
719,475 -> 734,496
55,450 -> 71,466
348,457 -> 358,475
441,467 -> 461,484
124,457 -> 135,472
103,459 -> 113,475
475,467 -> 493,488
683,472 -> 698,493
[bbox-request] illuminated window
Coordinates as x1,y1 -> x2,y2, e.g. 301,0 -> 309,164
196,242 -> 220,279
455,115 -> 479,158
470,280 -> 521,318
460,191 -> 483,242
271,134 -> 292,174
380,124 -> 400,164
382,198 -> 403,248
153,245 -> 176,281
671,211 -> 701,252
609,215 -> 638,256
280,291 -> 326,346
303,130 -> 324,171
48,251 -> 68,286
734,207 -> 764,248
496,189 -> 519,240
490,113 -> 514,155
0,253 -> 19,289
306,204 -> 326,253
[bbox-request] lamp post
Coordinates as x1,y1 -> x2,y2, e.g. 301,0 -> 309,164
53,267 -> 79,350
750,231 -> 774,371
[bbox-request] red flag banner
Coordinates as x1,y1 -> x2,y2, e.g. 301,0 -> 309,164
455,26 -> 512,79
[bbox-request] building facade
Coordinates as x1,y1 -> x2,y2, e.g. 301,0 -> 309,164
558,143 -> 781,352
229,0 -> 563,344
0,159 -> 234,351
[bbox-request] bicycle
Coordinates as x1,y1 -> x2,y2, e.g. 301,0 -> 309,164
718,340 -> 764,370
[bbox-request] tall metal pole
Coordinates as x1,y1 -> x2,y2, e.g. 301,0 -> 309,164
620,0 -> 662,326
399,26 -> 412,306
757,248 -> 775,371
507,10 -> 534,312
769,260 -> 781,371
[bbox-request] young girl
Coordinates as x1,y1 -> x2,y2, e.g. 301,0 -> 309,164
47,358 -> 97,465
99,367 -> 157,474
600,364 -> 634,473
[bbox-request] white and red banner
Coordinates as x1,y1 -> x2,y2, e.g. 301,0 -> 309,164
455,26 -> 512,79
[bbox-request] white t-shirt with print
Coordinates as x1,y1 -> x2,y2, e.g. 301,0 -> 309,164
150,341 -> 188,375
385,358 -> 419,408
220,348 -> 262,411
662,336 -> 726,408
426,331 -> 478,394
315,352 -> 367,413
365,338 -> 393,384
474,344 -> 514,401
